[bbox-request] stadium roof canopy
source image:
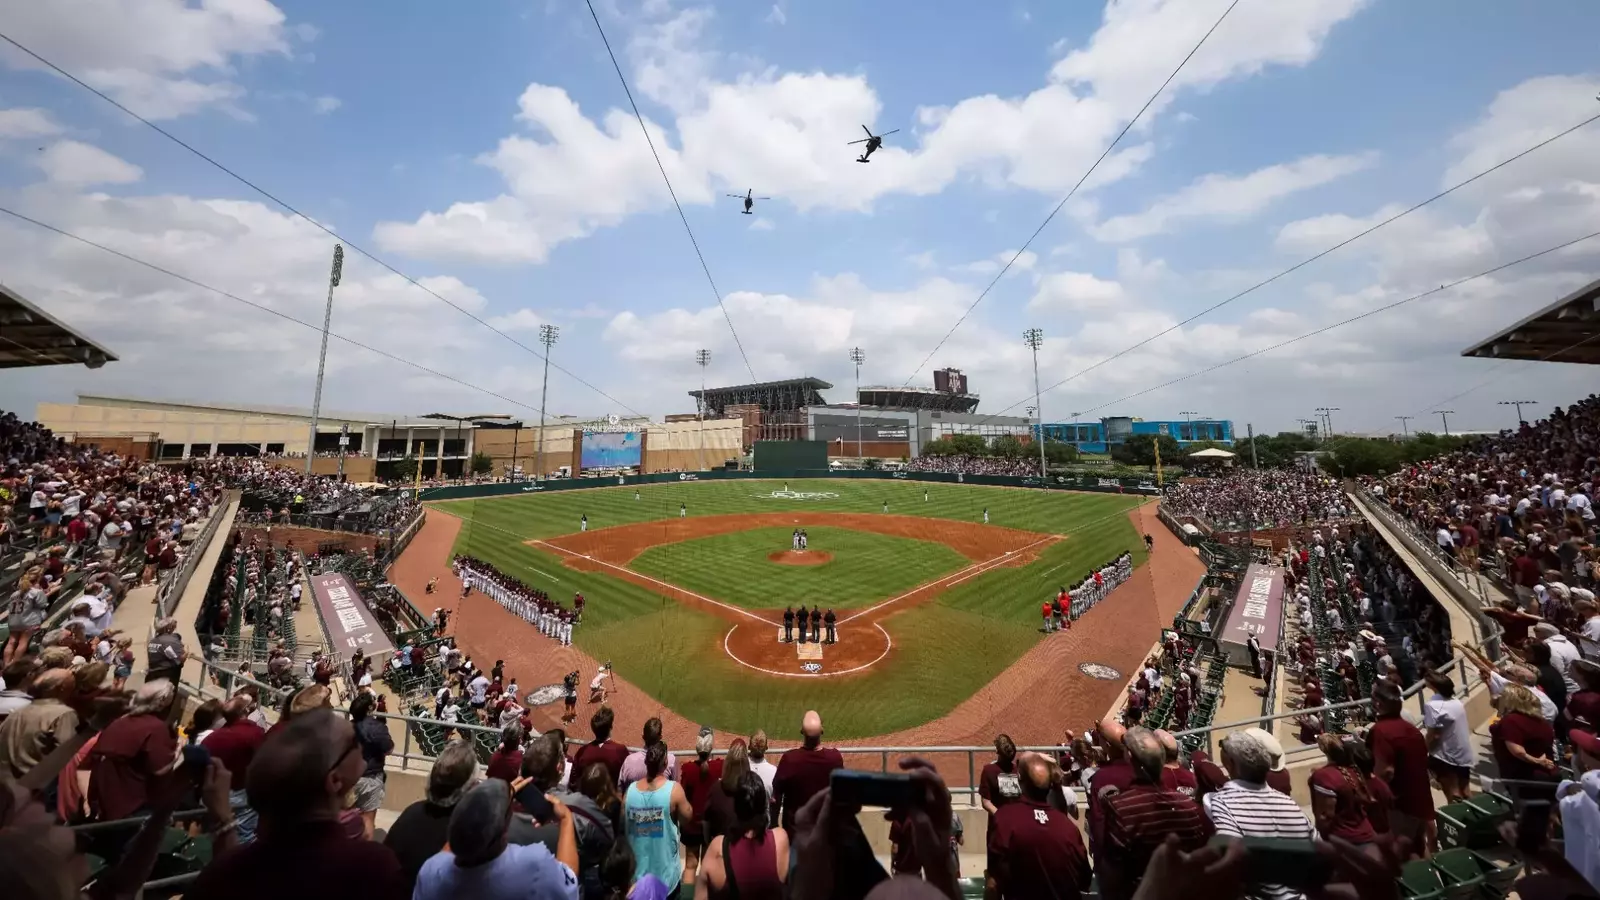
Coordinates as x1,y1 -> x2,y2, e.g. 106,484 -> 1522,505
857,385 -> 980,414
1461,277 -> 1600,365
0,284 -> 118,370
690,377 -> 832,416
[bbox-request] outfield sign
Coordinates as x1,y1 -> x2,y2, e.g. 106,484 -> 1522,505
754,490 -> 840,501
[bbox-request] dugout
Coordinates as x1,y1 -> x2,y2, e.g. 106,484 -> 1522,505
753,440 -> 827,471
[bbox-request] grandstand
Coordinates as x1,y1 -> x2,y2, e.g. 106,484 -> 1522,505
1461,275 -> 1600,364
0,284 -> 117,370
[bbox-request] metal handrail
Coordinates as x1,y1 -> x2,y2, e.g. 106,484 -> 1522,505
154,492 -> 235,619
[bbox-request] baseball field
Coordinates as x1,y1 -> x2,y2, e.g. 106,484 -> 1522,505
424,478 -> 1153,740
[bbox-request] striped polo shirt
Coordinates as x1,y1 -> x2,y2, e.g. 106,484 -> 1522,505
1204,779 -> 1316,900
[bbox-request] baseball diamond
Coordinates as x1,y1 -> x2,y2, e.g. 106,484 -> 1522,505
394,477 -> 1203,741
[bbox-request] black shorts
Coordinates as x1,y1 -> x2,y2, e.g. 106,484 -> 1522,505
564,692 -> 577,707
1427,756 -> 1470,783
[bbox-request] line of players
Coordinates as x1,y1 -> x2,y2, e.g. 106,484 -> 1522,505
451,554 -> 585,647
782,604 -> 837,644
1041,550 -> 1135,633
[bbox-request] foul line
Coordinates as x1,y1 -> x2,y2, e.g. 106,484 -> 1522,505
530,539 -> 780,626
722,622 -> 895,679
839,534 -> 1061,625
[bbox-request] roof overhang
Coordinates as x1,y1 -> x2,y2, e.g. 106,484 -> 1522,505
0,284 -> 119,370
1461,277 -> 1600,365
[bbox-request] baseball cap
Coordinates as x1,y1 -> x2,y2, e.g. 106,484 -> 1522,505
1570,728 -> 1600,762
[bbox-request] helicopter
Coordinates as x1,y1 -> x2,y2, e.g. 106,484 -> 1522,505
727,188 -> 771,214
848,125 -> 899,163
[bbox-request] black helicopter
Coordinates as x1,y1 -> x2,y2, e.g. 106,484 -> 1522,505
727,188 -> 771,214
848,125 -> 899,163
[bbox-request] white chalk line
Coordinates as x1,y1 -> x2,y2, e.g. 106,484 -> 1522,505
723,622 -> 894,678
530,539 -> 780,626
838,533 -> 1060,625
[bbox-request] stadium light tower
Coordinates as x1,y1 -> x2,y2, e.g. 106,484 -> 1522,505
1023,328 -> 1047,481
696,349 -> 711,471
1434,409 -> 1455,436
849,347 -> 866,459
1314,406 -> 1340,437
535,324 -> 559,483
1394,415 -> 1413,436
1498,399 -> 1538,426
306,244 -> 343,475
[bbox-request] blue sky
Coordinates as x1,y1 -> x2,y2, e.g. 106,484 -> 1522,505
0,0 -> 1596,435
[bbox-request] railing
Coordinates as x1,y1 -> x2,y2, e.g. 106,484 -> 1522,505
154,491 -> 236,619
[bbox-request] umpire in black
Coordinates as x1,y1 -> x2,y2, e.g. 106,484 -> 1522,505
824,608 -> 837,644
796,605 -> 809,643
783,605 -> 795,643
810,606 -> 822,643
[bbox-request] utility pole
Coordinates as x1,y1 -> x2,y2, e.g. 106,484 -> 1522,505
337,423 -> 349,481
306,244 -> 343,475
1315,406 -> 1340,438
535,324 -> 559,483
1246,423 -> 1259,469
1498,400 -> 1537,427
849,347 -> 865,461
1394,415 -> 1413,437
1023,328 -> 1047,481
1434,409 -> 1455,436
696,349 -> 711,471
509,423 -> 520,480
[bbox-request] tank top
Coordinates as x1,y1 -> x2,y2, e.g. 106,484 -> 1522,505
625,780 -> 681,888
715,832 -> 783,900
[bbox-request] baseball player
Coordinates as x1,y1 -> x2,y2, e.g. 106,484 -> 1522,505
783,606 -> 795,643
1041,598 -> 1053,633
882,500 -> 889,513
799,530 -> 808,550
560,610 -> 573,646
635,490 -> 641,501
924,489 -> 929,502
680,502 -> 687,518
580,514 -> 588,532
982,507 -> 989,524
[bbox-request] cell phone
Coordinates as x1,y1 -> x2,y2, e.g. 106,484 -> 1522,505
180,743 -> 211,777
830,769 -> 920,810
1238,838 -> 1333,888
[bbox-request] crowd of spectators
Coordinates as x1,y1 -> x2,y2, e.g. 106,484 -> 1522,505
905,454 -> 1040,477
1164,470 -> 1351,528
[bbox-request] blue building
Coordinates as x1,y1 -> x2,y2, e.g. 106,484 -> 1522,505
1038,416 -> 1233,454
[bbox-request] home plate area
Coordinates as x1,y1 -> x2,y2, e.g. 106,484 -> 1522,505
775,624 -> 840,657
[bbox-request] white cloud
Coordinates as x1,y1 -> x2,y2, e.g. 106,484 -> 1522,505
312,95 -> 342,115
487,308 -> 546,332
0,107 -> 63,139
749,217 -> 775,231
1092,152 -> 1377,242
1027,271 -> 1125,312
34,140 -> 143,186
378,0 -> 1369,264
954,249 -> 1038,275
0,0 -> 295,120
765,4 -> 787,26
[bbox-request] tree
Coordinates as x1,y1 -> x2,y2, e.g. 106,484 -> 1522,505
1111,434 -> 1182,468
991,434 -> 1027,459
392,455 -> 419,482
1325,438 -> 1403,477
1043,440 -> 1080,465
469,451 -> 494,476
1232,436 -> 1286,469
923,434 -> 988,457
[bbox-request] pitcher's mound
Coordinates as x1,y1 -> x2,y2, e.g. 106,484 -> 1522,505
767,550 -> 833,566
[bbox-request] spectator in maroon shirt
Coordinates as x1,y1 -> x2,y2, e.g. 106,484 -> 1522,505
1100,727 -> 1214,900
1367,681 -> 1435,857
1087,717 -> 1135,855
201,695 -> 266,843
185,707 -> 406,900
1154,730 -> 1197,798
1310,734 -> 1377,845
772,710 -> 844,834
571,705 -> 629,787
990,753 -> 1092,900
486,723 -> 524,782
89,679 -> 180,821
979,733 -> 1022,898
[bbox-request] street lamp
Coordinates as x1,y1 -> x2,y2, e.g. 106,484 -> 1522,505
1394,415 -> 1413,436
849,347 -> 866,460
306,244 -> 343,475
1497,400 -> 1537,426
696,349 -> 711,471
1023,328 -> 1046,481
1434,410 -> 1455,436
536,324 -> 559,483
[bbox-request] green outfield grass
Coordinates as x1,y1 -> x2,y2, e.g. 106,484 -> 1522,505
441,479 -> 1149,738
628,525 -> 970,610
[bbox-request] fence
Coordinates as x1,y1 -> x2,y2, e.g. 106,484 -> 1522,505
416,467 -> 1164,502
153,491 -> 237,618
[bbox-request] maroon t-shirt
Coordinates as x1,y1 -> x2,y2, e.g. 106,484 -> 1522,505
772,744 -> 844,833
679,757 -> 724,824
571,738 -> 630,786
1159,766 -> 1198,799
1566,690 -> 1600,732
1086,760 -> 1136,851
979,759 -> 1023,833
1365,775 -> 1393,834
201,719 -> 266,790
1494,712 -> 1555,781
1309,765 -> 1376,843
991,797 -> 1093,899
485,746 -> 523,782
184,819 -> 406,900
1368,717 -> 1434,819
90,713 -> 178,820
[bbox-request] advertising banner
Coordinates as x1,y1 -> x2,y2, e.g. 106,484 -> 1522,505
311,573 -> 395,657
1218,563 -> 1284,666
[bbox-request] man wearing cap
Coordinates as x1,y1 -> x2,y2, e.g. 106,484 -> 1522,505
1537,622 -> 1583,696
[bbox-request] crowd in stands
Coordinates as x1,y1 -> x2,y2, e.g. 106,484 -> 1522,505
452,555 -> 584,647
905,454 -> 1041,477
1164,470 -> 1351,528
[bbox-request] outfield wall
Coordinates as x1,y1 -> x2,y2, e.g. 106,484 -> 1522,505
416,467 -> 1161,502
